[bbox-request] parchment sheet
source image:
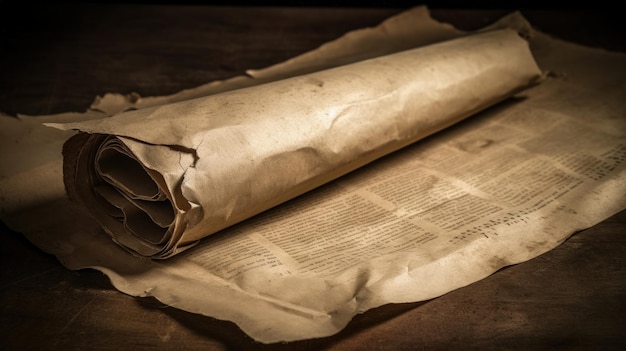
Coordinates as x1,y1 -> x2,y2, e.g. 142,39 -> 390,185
54,29 -> 540,258
1,7 -> 625,343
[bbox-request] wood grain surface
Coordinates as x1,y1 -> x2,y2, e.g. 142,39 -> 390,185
0,4 -> 624,350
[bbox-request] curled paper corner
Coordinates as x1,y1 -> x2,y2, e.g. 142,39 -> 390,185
482,11 -> 536,40
90,92 -> 143,116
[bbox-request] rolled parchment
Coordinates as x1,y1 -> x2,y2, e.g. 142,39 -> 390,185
55,29 -> 541,258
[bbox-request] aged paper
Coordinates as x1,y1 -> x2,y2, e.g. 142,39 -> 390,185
1,7 -> 625,343
54,29 -> 540,258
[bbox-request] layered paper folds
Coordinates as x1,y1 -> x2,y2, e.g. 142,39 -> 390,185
56,30 -> 541,258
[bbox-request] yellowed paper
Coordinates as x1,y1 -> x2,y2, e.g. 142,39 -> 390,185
53,29 -> 541,258
1,7 -> 624,344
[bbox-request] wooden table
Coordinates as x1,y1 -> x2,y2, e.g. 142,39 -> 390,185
0,4 -> 624,350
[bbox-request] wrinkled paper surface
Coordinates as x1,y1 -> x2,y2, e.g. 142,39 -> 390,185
1,7 -> 625,343
54,29 -> 540,258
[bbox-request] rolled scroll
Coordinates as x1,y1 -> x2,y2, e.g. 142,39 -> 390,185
55,29 -> 541,258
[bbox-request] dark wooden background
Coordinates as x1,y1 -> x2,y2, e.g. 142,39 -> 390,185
0,3 -> 624,350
